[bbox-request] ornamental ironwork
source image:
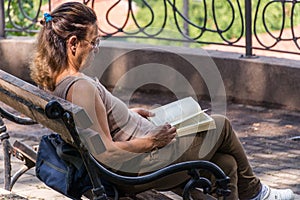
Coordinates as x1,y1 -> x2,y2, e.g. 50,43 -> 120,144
0,0 -> 300,57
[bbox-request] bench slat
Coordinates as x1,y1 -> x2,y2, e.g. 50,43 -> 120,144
0,69 -> 91,144
13,140 -> 37,163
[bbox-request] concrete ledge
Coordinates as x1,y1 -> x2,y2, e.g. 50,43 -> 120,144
209,50 -> 300,110
0,37 -> 35,83
0,37 -> 299,111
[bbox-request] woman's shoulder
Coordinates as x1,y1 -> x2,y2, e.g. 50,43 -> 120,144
64,75 -> 100,102
71,74 -> 97,89
69,74 -> 110,100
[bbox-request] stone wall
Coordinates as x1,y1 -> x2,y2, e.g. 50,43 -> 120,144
1,37 -> 299,111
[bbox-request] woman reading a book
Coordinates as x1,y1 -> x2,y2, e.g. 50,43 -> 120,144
30,2 -> 294,200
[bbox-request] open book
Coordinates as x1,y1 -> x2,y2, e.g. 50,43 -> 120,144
147,97 -> 216,137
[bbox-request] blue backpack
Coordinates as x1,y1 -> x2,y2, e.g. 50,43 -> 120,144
35,134 -> 93,199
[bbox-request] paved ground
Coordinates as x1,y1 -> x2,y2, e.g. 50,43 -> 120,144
0,90 -> 299,199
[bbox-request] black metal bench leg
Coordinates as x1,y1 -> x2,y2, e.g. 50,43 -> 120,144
182,168 -> 231,200
59,111 -> 109,200
183,169 -> 212,200
0,119 -> 11,191
10,159 -> 35,190
1,117 -> 37,191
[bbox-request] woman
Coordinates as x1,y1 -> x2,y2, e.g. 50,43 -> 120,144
30,2 -> 294,200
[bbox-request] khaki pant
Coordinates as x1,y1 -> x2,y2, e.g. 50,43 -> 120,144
117,115 -> 261,199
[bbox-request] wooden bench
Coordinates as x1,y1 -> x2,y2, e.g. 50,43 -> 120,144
0,69 -> 230,200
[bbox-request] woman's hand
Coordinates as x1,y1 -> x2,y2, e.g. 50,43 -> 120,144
130,107 -> 155,118
148,123 -> 177,149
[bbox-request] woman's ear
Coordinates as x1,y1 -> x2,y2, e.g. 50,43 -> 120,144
67,36 -> 78,54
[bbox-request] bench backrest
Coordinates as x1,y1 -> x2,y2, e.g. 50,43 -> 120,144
0,69 -> 90,144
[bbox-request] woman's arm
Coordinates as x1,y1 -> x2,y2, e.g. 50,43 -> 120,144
66,79 -> 176,157
130,107 -> 155,118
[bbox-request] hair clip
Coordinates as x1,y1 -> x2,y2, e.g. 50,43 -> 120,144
44,13 -> 53,23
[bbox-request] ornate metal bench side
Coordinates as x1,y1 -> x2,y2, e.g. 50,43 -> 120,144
0,108 -> 37,191
45,100 -> 231,200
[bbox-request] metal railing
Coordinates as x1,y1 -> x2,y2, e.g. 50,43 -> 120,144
0,0 -> 300,57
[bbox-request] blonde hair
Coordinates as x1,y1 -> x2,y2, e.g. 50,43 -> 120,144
30,2 -> 97,91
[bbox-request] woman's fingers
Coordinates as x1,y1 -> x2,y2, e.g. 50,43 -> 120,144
150,124 -> 177,148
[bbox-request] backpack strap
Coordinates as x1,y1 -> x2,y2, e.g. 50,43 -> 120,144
49,134 -> 83,170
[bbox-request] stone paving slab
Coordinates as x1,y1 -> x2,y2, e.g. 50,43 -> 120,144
0,188 -> 28,199
0,91 -> 300,199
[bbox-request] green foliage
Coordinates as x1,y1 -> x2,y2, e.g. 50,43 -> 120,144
5,0 -> 300,46
122,0 -> 300,47
253,0 -> 300,34
4,0 -> 44,36
132,0 -> 160,8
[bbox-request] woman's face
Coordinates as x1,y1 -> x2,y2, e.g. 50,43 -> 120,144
77,24 -> 100,70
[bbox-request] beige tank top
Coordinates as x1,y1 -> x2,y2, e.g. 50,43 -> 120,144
53,74 -> 156,141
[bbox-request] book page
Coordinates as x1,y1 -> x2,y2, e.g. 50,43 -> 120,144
148,97 -> 201,126
176,113 -> 216,137
175,113 -> 212,129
